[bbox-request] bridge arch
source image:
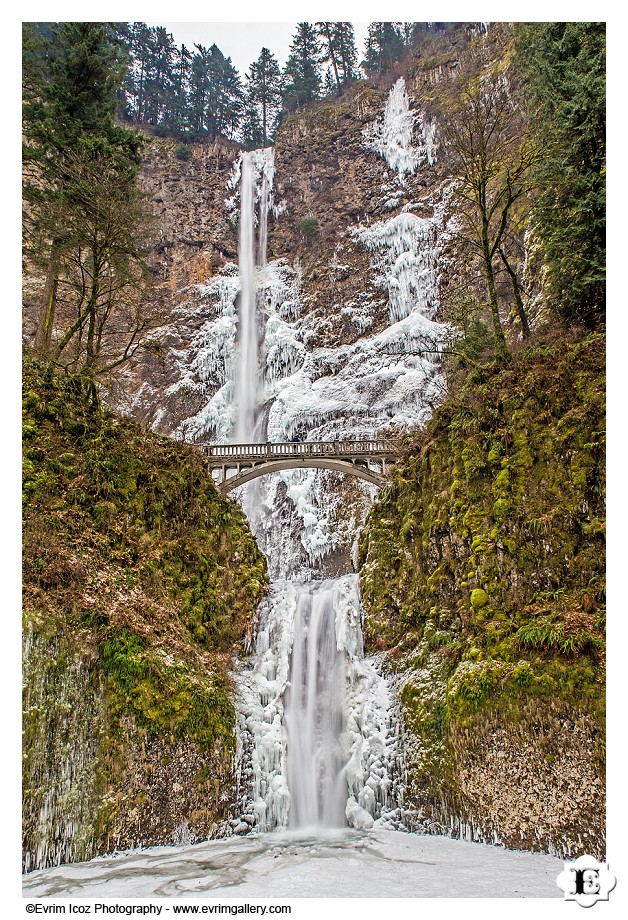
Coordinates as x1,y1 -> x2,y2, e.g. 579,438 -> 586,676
217,458 -> 385,495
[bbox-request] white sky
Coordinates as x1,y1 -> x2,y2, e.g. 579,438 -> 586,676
146,22 -> 372,78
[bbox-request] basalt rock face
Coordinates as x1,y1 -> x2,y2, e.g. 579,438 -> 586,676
106,136 -> 243,433
105,38 -> 468,436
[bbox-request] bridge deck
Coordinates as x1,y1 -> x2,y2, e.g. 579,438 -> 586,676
201,439 -> 397,464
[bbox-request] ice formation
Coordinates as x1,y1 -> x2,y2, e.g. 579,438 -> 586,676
23,828 -> 565,899
363,77 -> 438,178
353,212 -> 439,324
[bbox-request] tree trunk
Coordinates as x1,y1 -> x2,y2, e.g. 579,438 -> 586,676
323,24 -> 342,94
481,224 -> 509,357
34,239 -> 61,355
499,247 -> 532,339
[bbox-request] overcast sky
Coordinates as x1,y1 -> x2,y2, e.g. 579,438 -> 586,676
147,22 -> 371,78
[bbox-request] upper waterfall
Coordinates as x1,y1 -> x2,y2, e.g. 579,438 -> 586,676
234,152 -> 257,441
233,148 -> 275,442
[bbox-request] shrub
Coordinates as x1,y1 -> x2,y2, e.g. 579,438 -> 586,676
175,143 -> 192,161
299,215 -> 319,238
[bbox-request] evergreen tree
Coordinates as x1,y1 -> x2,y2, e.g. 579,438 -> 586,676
282,23 -> 322,112
188,44 -> 210,135
121,22 -> 154,121
514,22 -> 606,327
22,23 -> 51,99
142,26 -> 177,126
316,22 -> 358,94
322,67 -> 337,97
188,43 -> 244,139
241,99 -> 265,150
334,22 -> 359,87
362,22 -> 405,75
23,22 -> 149,367
161,44 -> 192,135
246,48 -> 282,145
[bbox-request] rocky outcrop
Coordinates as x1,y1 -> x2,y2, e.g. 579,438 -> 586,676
446,703 -> 605,857
102,34 -> 472,435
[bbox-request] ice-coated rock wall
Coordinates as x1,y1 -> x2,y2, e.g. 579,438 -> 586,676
175,178 -> 454,578
363,77 -> 438,178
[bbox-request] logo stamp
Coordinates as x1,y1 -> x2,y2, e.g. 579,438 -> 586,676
556,855 -> 616,907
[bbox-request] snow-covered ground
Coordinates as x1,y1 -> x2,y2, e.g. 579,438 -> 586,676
23,828 -> 563,899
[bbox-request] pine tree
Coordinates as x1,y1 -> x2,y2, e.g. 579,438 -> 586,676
282,23 -> 322,112
23,22 -> 149,367
334,22 -> 359,87
322,67 -> 336,97
246,48 -> 282,145
362,22 -> 405,75
514,22 -> 606,327
141,26 -> 177,125
241,99 -> 265,151
162,44 -> 192,135
316,22 -> 358,94
121,22 -> 154,121
188,44 -> 244,139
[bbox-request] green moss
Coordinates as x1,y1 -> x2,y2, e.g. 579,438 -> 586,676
22,356 -> 269,866
358,331 -> 605,804
470,588 -> 489,609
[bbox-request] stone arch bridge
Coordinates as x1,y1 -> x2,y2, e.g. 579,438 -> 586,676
200,440 -> 398,495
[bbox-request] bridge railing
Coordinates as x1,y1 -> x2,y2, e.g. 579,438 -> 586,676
200,439 -> 397,462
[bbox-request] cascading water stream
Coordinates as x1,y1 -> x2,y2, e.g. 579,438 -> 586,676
235,574 -> 402,835
228,147 -> 405,836
284,584 -> 347,828
234,152 -> 258,442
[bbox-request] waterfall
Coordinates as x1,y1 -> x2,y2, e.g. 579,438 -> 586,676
234,152 -> 258,442
235,575 -> 402,834
233,149 -> 275,442
284,584 -> 347,828
218,140 -> 412,837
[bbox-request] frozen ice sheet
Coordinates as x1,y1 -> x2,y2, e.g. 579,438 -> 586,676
22,828 -> 564,899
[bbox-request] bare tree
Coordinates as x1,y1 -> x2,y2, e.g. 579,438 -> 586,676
441,69 -> 537,356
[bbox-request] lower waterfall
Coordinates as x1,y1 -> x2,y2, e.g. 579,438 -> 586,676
284,583 -> 347,829
234,575 -> 402,834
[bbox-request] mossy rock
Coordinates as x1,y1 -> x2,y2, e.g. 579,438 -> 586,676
470,588 -> 489,609
22,356 -> 269,870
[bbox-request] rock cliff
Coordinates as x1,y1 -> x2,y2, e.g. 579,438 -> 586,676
22,22 -> 605,865
22,359 -> 267,870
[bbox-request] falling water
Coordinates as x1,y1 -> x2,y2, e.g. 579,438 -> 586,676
234,152 -> 257,442
225,148 -> 405,837
284,584 -> 347,828
235,575 -> 402,834
257,165 -> 270,270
